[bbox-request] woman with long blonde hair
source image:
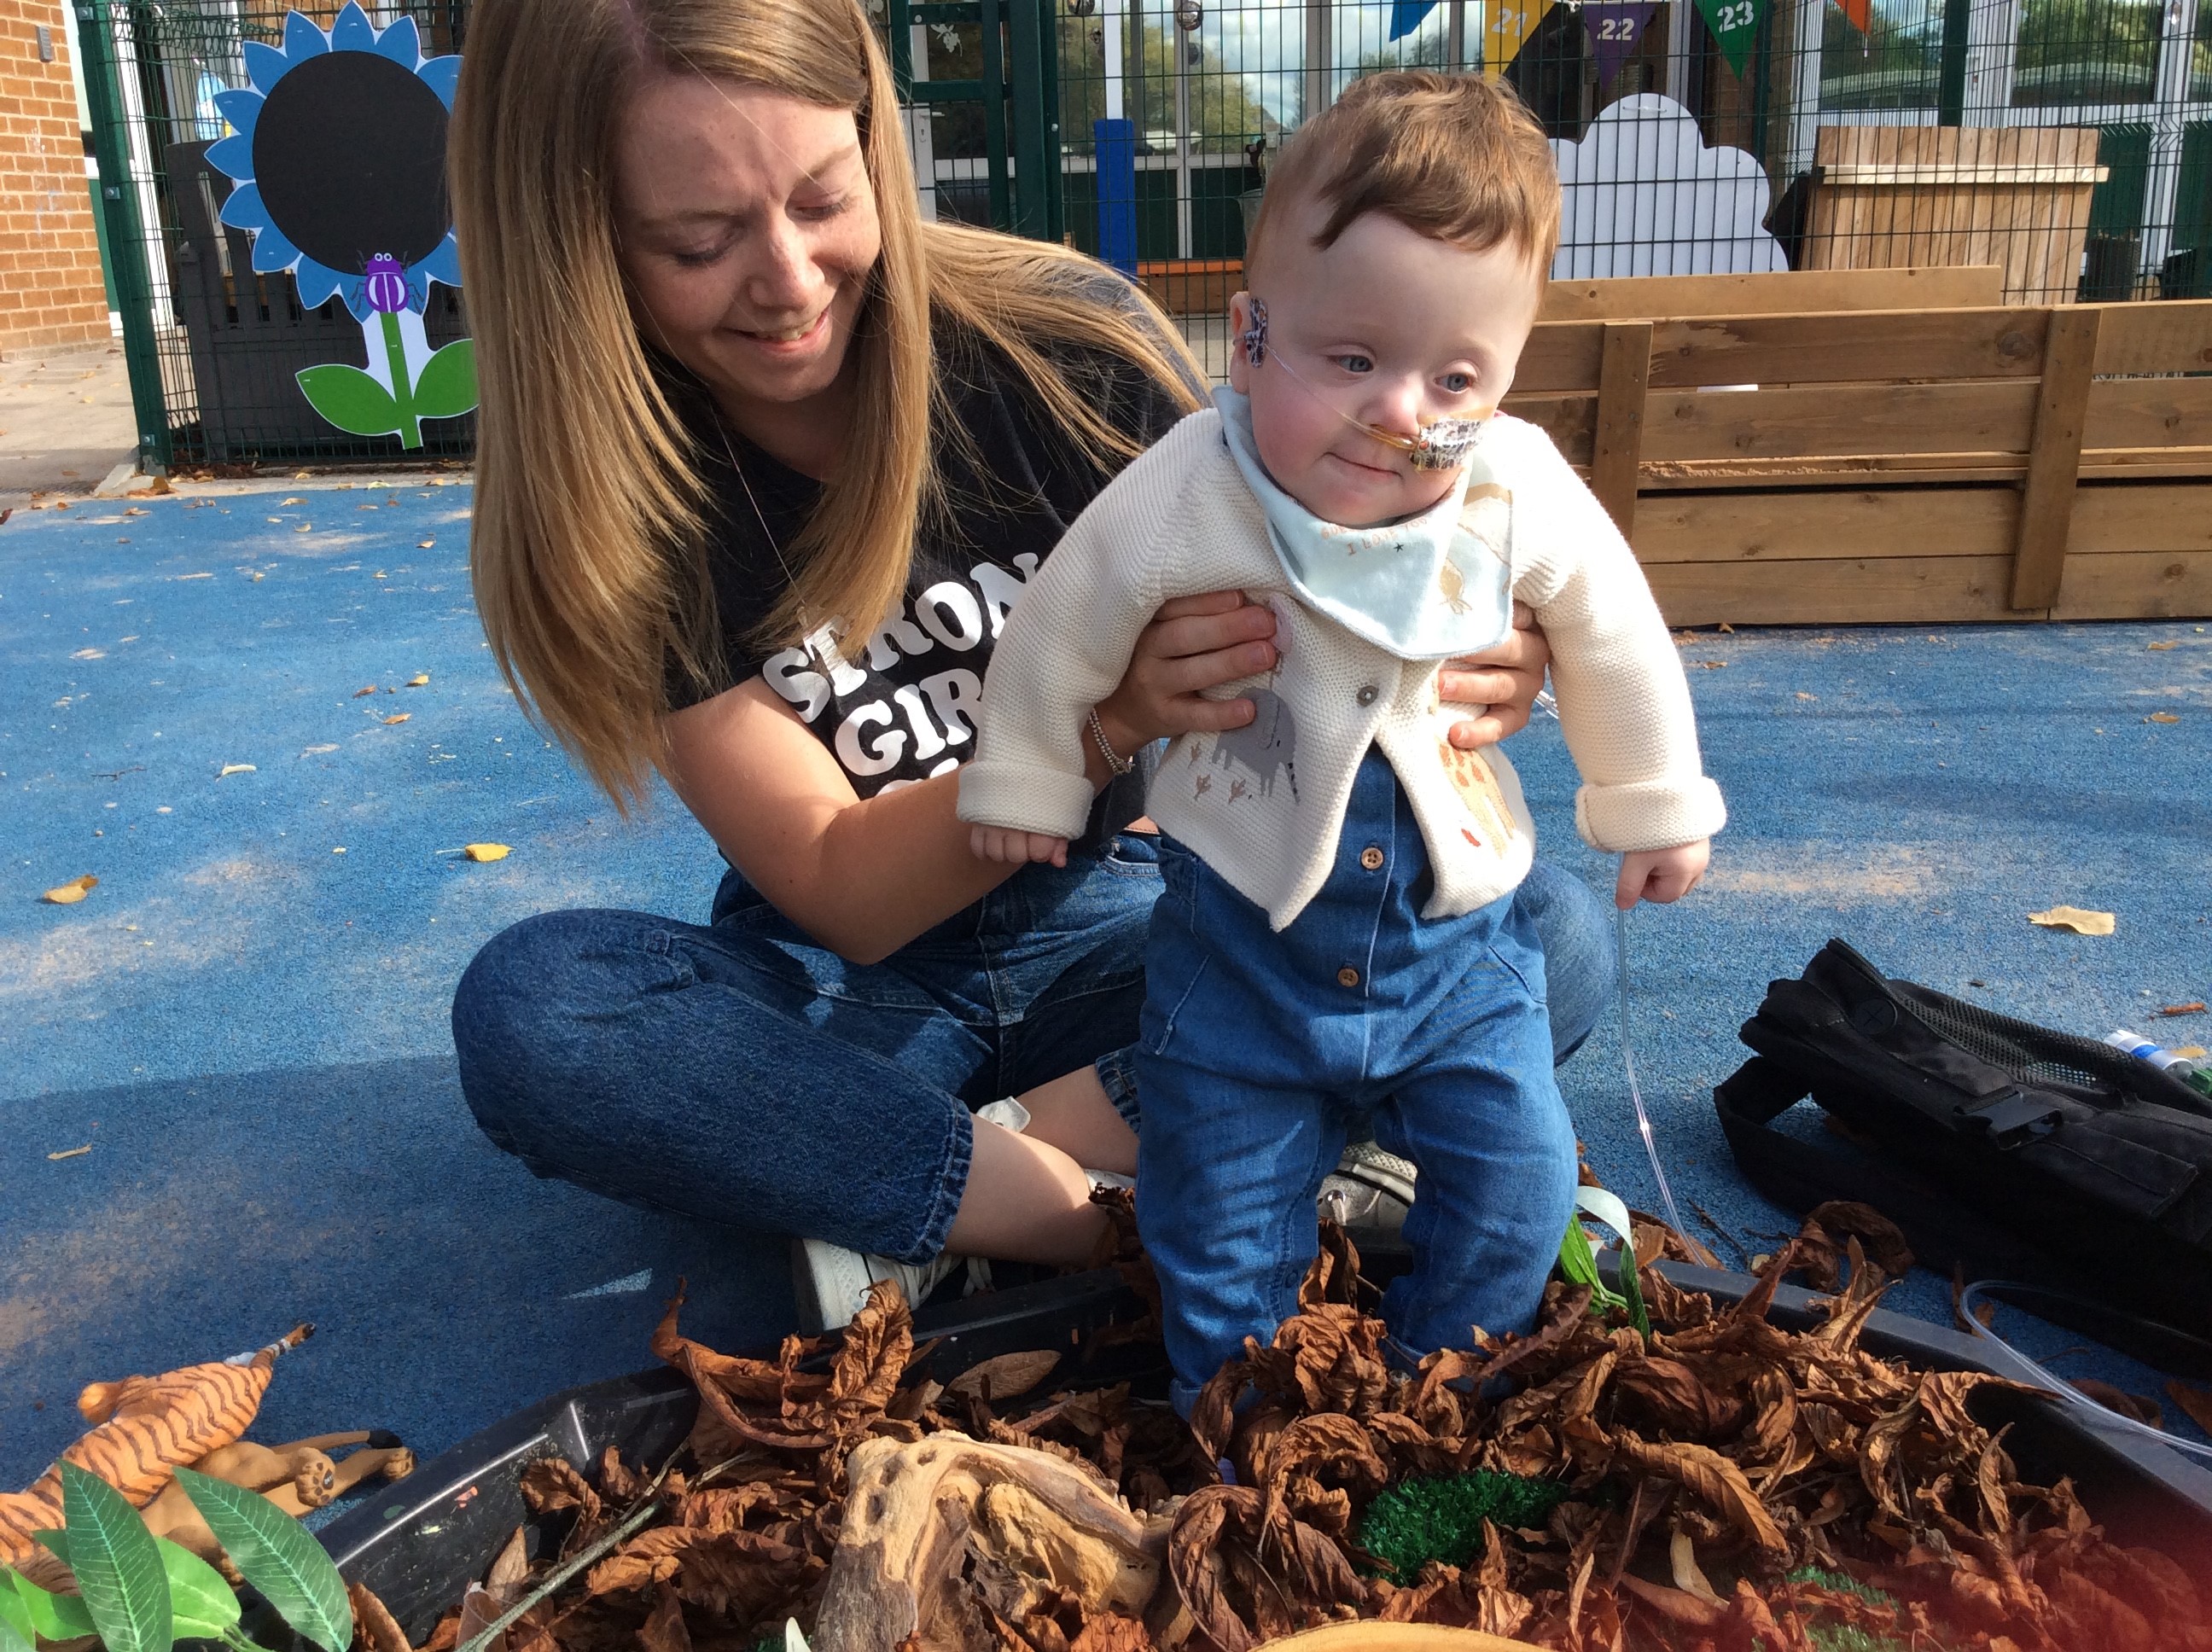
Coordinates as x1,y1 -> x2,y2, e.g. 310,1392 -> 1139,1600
447,0 -> 1610,1327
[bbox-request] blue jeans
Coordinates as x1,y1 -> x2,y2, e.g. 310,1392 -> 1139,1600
452,834 -> 1613,1266
1134,753 -> 1580,1410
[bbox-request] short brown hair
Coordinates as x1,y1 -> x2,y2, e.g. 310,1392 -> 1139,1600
1247,71 -> 1560,282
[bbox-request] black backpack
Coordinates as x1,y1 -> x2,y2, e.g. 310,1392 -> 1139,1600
1715,939 -> 2212,1364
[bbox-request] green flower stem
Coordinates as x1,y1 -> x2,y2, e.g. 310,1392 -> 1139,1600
380,311 -> 422,450
224,1626 -> 276,1652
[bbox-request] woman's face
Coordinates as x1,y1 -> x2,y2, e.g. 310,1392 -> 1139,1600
614,74 -> 882,432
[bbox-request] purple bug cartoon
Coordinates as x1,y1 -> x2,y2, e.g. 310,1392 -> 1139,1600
357,253 -> 423,317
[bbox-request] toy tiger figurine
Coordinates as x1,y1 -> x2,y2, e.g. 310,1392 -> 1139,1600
0,1324 -> 312,1567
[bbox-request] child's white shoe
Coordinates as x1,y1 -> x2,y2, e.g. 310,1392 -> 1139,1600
1318,1140 -> 1417,1233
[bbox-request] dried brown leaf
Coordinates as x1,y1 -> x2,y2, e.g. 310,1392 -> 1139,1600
1804,1201 -> 1915,1277
1610,1430 -> 1788,1553
946,1350 -> 1062,1403
2069,1378 -> 2162,1428
1067,1612 -> 1152,1652
636,1585 -> 690,1652
349,1583 -> 410,1652
2165,1379 -> 2212,1437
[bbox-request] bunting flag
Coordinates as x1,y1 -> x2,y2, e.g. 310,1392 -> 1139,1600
1580,0 -> 1661,90
1829,0 -> 1875,32
1388,0 -> 1441,41
1694,0 -> 1766,76
1483,0 -> 1554,76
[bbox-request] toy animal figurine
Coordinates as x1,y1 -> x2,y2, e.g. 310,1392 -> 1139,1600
143,1432 -> 415,1572
1,1325 -> 316,1568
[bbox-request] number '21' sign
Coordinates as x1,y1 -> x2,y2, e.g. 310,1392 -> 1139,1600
1695,0 -> 1764,74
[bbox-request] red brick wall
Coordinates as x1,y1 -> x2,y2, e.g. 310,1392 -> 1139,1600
0,0 -> 109,354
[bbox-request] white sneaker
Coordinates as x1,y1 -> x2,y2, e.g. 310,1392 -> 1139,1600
792,1237 -> 964,1333
1318,1140 -> 1417,1234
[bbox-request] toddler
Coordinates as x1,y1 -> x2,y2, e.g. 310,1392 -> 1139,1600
958,71 -> 1725,1408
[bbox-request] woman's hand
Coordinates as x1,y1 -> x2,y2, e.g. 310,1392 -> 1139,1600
1090,590 -> 1279,754
1438,601 -> 1551,750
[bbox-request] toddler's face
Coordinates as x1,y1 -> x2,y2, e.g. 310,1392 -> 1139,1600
1229,206 -> 1544,528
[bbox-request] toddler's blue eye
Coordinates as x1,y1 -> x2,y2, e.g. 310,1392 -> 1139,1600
1333,354 -> 1374,374
1441,371 -> 1474,393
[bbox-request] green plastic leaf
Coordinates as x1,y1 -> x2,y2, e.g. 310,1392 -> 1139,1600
7,1567 -> 98,1639
59,1462 -> 173,1652
0,1573 -> 38,1647
155,1540 -> 240,1642
0,1603 -> 32,1652
172,1470 -> 350,1652
295,364 -> 401,439
411,338 -> 478,422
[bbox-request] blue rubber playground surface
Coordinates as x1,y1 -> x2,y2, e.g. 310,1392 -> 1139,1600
3,478 -> 2209,1487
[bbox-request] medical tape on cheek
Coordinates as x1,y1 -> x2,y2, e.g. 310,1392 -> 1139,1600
1240,294 -> 1488,471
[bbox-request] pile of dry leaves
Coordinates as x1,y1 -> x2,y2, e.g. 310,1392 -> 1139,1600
358,1197 -> 2211,1652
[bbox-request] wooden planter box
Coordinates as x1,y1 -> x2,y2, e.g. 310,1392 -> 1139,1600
1499,277 -> 2212,625
1801,126 -> 2108,306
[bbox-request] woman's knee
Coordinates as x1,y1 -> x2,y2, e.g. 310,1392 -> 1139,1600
451,910 -> 634,1133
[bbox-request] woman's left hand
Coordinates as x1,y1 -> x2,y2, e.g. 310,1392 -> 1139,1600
1439,601 -> 1549,750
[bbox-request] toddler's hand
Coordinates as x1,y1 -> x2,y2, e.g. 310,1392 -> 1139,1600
971,825 -> 1070,868
1615,841 -> 1709,909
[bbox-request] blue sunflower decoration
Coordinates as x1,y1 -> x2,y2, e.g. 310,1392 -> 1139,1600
207,3 -> 474,449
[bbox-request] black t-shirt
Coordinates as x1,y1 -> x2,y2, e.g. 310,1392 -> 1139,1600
671,301 -> 1193,817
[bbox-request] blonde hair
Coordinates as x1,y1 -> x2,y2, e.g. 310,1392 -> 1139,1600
1247,70 -> 1561,282
452,0 -> 1202,809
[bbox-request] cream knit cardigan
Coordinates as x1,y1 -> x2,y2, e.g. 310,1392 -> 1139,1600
958,406 -> 1726,931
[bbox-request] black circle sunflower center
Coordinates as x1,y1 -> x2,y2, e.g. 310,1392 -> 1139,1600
250,49 -> 451,276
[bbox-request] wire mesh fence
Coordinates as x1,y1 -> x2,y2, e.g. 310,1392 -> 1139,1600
75,0 -> 2211,468
76,0 -> 471,469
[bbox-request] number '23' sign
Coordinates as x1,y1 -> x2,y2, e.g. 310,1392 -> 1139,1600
1695,0 -> 1764,75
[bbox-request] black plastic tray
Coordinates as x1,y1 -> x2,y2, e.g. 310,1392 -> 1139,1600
317,1262 -> 2212,1641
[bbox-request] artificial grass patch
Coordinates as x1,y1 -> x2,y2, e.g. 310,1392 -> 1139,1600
1356,1471 -> 1570,1583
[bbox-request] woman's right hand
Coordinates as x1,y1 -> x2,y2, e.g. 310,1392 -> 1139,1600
1092,590 -> 1278,753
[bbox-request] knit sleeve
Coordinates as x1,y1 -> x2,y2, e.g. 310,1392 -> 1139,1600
957,422 -> 1199,839
1505,427 -> 1727,853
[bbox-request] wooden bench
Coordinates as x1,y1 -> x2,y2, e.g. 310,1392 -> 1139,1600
1499,296 -> 2212,624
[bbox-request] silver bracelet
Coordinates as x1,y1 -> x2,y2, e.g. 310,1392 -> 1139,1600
1087,708 -> 1135,777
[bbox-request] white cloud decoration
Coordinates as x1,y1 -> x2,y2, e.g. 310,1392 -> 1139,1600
1549,94 -> 1788,279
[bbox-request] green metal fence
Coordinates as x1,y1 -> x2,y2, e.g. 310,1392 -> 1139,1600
78,0 -> 2212,470
75,0 -> 471,471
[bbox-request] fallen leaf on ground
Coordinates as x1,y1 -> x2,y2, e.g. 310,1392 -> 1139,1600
464,843 -> 511,862
2165,1381 -> 2212,1435
1796,691 -> 1817,701
2069,1379 -> 2161,1428
417,538 -> 435,549
123,507 -> 147,517
2146,712 -> 2180,724
353,684 -> 378,696
282,496 -> 304,503
43,875 -> 98,905
71,648 -> 104,660
2158,1002 -> 2207,1017
407,673 -> 430,687
1695,660 -> 1728,669
381,713 -> 410,725
2147,641 -> 2179,650
294,524 -> 313,533
2029,905 -> 2116,935
944,1350 -> 1062,1402
47,1145 -> 92,1161
301,744 -> 339,756
217,763 -> 257,777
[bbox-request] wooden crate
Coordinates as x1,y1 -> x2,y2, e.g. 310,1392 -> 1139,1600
1801,126 -> 2107,306
1499,291 -> 2212,625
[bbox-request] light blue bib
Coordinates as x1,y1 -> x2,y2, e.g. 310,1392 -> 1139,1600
1214,389 -> 1516,661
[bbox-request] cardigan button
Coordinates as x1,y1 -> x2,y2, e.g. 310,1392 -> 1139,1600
1355,683 -> 1378,707
1359,846 -> 1384,871
1336,965 -> 1361,988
